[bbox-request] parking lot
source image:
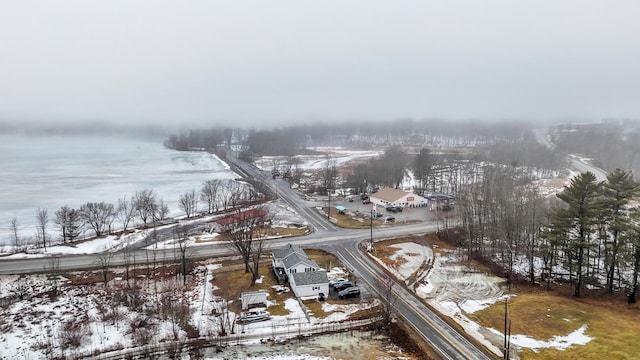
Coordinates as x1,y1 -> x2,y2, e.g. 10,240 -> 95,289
328,194 -> 443,224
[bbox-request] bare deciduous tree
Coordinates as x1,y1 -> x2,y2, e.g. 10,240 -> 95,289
320,157 -> 337,195
412,148 -> 437,193
134,189 -> 158,226
117,196 -> 136,234
45,257 -> 61,298
10,217 -> 20,250
173,224 -> 194,285
377,273 -> 397,325
158,198 -> 170,221
36,208 -> 49,250
221,207 -> 271,285
200,179 -> 221,213
79,202 -> 114,237
178,190 -> 198,218
96,249 -> 115,285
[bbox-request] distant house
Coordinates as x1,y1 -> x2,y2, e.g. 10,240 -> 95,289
230,142 -> 248,152
370,187 -> 428,208
271,244 -> 329,298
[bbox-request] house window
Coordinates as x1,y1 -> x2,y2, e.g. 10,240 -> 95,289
312,286 -> 319,291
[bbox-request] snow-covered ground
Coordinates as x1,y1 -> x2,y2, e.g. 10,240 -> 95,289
372,242 -> 594,358
0,261 -> 384,359
254,148 -> 383,172
0,199 -> 310,257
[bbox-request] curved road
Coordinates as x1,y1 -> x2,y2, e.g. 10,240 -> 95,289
534,128 -> 608,182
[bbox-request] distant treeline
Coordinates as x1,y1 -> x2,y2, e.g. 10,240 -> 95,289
163,119 -> 541,155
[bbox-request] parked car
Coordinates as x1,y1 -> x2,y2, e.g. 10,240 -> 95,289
395,206 -> 403,212
329,277 -> 348,286
338,287 -> 360,299
386,206 -> 397,212
333,281 -> 354,291
384,215 -> 395,222
360,193 -> 369,200
362,199 -> 371,204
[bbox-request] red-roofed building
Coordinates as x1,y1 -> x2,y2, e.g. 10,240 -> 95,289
215,209 -> 267,226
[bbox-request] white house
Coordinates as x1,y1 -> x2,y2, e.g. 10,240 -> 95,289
272,244 -> 307,270
230,142 -> 248,152
289,271 -> 330,298
271,244 -> 328,298
370,187 -> 428,208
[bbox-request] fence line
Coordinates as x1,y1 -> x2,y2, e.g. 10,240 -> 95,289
84,316 -> 383,359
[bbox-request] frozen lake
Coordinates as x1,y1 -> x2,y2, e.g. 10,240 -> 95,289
0,133 -> 238,245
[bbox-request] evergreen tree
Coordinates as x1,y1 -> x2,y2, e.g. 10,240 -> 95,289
601,169 -> 639,292
548,172 -> 601,297
628,208 -> 640,303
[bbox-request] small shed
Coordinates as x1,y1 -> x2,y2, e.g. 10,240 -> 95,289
241,290 -> 268,310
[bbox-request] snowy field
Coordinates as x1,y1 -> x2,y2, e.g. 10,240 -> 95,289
254,148 -> 383,171
0,263 -> 385,359
373,242 -> 594,358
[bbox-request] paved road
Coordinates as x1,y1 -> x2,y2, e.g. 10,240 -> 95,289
534,128 -> 608,182
321,236 -> 494,360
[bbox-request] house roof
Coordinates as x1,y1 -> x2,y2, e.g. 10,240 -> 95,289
272,243 -> 306,261
291,270 -> 329,286
283,252 -> 319,269
371,187 -> 410,202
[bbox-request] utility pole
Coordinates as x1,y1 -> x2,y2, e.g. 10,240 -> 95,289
370,203 -> 375,250
327,189 -> 331,220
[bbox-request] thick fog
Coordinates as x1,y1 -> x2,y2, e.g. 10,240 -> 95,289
1,0 -> 639,128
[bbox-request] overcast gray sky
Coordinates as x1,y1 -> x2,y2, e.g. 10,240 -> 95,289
1,1 -> 639,127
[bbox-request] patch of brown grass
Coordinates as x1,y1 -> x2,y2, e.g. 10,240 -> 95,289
305,248 -> 342,271
334,214 -> 379,229
302,299 -> 330,317
265,227 -> 309,237
212,259 -> 293,316
373,236 -> 427,269
470,290 -> 640,360
348,301 -> 384,321
209,227 -> 308,242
